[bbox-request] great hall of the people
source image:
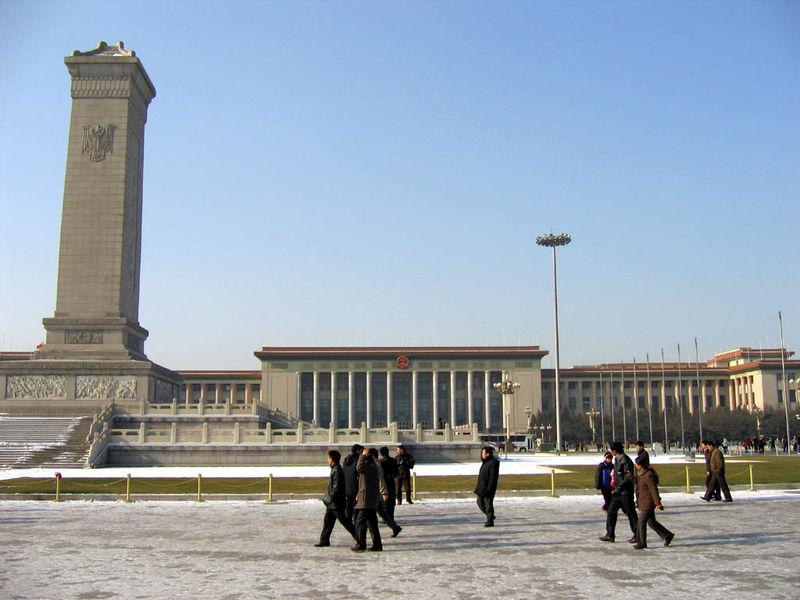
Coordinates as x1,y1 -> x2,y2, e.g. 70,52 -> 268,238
167,345 -> 800,434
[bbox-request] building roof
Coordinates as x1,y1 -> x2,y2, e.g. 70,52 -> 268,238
254,346 -> 549,361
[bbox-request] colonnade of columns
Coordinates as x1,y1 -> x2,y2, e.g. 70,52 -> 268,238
303,370 -> 501,429
546,377 -> 729,415
182,382 -> 258,405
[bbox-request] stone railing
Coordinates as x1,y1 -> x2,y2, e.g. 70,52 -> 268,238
85,402 -> 117,467
108,421 -> 480,445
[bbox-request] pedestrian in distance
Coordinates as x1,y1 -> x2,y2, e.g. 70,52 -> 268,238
315,449 -> 358,547
342,444 -> 363,527
395,444 -> 415,505
353,447 -> 383,552
475,445 -> 500,527
599,441 -> 638,543
701,440 -> 732,503
632,454 -> 675,549
595,452 -> 614,512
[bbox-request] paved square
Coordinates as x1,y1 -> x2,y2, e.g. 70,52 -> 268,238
1,490 -> 798,599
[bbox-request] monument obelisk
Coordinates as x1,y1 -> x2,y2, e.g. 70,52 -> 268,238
39,41 -> 154,361
0,42 -> 181,414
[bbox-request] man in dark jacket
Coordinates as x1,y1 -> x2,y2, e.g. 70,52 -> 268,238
378,446 -> 399,520
315,449 -> 358,547
342,444 -> 363,527
474,446 -> 500,527
353,447 -> 383,552
395,445 -> 415,505
599,441 -> 638,543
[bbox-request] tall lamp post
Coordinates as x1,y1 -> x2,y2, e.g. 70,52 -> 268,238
537,232 -> 571,454
586,409 -> 599,447
779,311 -> 792,454
493,372 -> 521,448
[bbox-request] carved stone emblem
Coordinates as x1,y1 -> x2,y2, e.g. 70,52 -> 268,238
66,330 -> 103,344
82,124 -> 115,162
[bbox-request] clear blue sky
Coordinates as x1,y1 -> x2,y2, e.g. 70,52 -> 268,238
1,1 -> 798,370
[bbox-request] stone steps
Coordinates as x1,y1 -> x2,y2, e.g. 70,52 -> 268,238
0,416 -> 92,470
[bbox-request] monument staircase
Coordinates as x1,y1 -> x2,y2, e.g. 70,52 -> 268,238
0,416 -> 92,469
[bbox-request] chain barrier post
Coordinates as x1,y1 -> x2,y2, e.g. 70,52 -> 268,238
197,473 -> 203,502
550,468 -> 557,497
124,473 -> 132,503
685,466 -> 691,494
53,472 -> 62,503
749,464 -> 755,491
267,473 -> 273,503
412,472 -> 417,502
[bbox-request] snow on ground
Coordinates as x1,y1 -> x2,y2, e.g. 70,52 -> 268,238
0,451 -> 742,481
1,489 -> 798,599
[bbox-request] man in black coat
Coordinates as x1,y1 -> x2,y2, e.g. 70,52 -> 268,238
315,450 -> 358,547
395,445 -> 415,505
378,446 -> 399,520
342,444 -> 363,527
474,446 -> 500,527
599,441 -> 638,543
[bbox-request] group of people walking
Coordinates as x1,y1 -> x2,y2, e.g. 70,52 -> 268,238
595,438 -> 732,549
315,444 -> 414,552
316,437 -> 733,552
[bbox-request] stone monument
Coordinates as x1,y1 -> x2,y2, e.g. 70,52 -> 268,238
0,42 -> 181,415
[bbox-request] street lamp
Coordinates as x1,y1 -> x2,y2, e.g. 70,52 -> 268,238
537,232 -> 571,454
586,409 -> 599,446
493,372 -> 521,448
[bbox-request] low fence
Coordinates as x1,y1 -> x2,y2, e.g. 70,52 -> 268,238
0,463 -> 773,503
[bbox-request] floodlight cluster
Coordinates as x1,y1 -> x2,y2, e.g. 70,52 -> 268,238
536,233 -> 572,247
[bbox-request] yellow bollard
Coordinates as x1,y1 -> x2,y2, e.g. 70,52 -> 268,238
197,473 -> 203,503
749,464 -> 755,491
53,472 -> 62,503
124,473 -> 133,503
550,468 -> 558,498
267,473 -> 273,503
685,466 -> 691,494
412,472 -> 417,502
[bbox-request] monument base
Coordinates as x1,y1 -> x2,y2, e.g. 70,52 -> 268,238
0,358 -> 182,417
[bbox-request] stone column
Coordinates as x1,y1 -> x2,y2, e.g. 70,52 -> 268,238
366,371 -> 372,428
348,371 -> 355,429
386,371 -> 393,425
484,371 -> 491,431
467,370 -> 474,426
432,371 -> 439,428
330,372 -> 337,428
412,370 -> 418,428
450,371 -> 456,426
312,371 -> 319,426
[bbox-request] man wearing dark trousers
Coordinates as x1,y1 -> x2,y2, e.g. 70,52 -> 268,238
702,440 -> 732,503
395,445 -> 415,505
315,450 -> 358,547
599,441 -> 638,543
475,446 -> 500,527
342,444 -> 362,527
378,446 -> 399,521
701,440 -> 721,501
353,448 -> 383,552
